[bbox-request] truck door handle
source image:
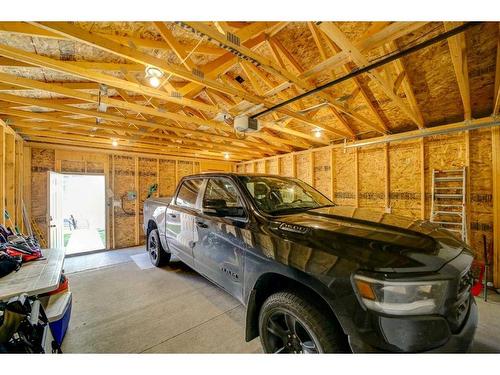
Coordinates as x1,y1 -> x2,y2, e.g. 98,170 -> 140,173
196,221 -> 208,228
168,213 -> 177,218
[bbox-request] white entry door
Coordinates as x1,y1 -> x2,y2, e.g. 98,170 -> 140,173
48,171 -> 64,249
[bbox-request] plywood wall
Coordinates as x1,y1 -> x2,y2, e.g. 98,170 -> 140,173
28,144 -> 233,249
389,141 -> 422,218
237,129 -> 494,264
0,121 -> 26,234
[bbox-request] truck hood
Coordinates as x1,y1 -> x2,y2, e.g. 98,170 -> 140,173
269,206 -> 467,274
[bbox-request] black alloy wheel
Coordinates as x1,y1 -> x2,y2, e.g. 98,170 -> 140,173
265,310 -> 321,353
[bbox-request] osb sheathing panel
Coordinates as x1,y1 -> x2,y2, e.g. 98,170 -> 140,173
30,148 -> 54,237
389,141 -> 422,218
244,163 -> 253,173
333,148 -> 356,206
296,154 -> 312,185
158,160 -> 176,197
60,160 -> 85,173
466,23 -> 499,119
280,155 -> 294,177
469,129 -> 493,258
313,150 -> 331,198
358,146 -> 385,210
424,133 -> 467,219
235,164 -> 245,173
267,158 -> 279,175
177,160 -> 195,180
112,155 -> 136,248
398,23 -> 464,127
256,160 -> 266,173
138,157 -> 157,244
86,161 -> 104,174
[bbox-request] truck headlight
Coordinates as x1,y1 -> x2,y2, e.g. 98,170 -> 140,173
353,275 -> 449,315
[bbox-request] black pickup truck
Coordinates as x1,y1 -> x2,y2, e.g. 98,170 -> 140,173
143,173 -> 477,353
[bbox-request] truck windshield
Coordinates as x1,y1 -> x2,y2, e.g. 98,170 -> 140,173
237,175 -> 334,215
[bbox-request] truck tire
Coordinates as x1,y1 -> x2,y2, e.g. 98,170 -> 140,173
147,228 -> 171,267
258,291 -> 347,353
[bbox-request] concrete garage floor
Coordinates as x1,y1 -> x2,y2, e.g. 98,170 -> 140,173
63,247 -> 500,353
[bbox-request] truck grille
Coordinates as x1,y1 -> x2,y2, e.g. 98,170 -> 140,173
448,267 -> 473,332
458,268 -> 474,295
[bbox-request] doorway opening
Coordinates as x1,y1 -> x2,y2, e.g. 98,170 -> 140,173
49,172 -> 106,255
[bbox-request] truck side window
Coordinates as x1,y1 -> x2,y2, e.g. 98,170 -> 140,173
203,178 -> 242,208
175,179 -> 203,208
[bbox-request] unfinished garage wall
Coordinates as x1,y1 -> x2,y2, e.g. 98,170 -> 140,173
28,144 -> 233,249
236,130 -> 494,263
0,121 -> 26,234
389,140 -> 422,219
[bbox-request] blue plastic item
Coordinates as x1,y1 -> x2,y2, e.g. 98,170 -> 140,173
49,295 -> 72,346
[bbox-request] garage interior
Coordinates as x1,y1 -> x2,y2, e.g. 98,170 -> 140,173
0,20 -> 500,353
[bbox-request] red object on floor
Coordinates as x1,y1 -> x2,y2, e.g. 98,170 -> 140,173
471,260 -> 485,297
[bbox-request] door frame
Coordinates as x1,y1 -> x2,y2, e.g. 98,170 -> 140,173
47,171 -> 64,249
47,171 -> 108,254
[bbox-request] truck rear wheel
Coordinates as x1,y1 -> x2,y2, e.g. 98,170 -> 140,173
147,228 -> 170,267
258,291 -> 347,353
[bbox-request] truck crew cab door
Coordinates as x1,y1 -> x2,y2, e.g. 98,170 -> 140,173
165,178 -> 204,268
193,177 -> 248,302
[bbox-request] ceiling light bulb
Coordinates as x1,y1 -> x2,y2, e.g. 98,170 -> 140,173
112,139 -> 118,147
314,129 -> 322,138
145,66 -> 163,88
149,75 -> 161,88
224,152 -> 230,160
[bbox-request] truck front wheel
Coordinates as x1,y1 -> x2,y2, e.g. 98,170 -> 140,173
258,291 -> 347,353
147,229 -> 171,267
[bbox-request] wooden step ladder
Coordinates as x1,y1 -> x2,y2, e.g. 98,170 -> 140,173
430,168 -> 467,242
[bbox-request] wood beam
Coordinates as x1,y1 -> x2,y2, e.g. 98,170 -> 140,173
153,22 -> 195,71
177,24 -> 271,97
238,55 -> 353,139
184,23 -> 359,138
494,23 -> 500,116
319,22 -> 424,129
0,72 -> 224,129
31,22 -> 267,105
308,22 -> 388,134
26,135 -> 252,161
444,22 -> 471,121
387,40 -> 425,127
0,99 -> 266,154
0,43 -> 220,113
9,118 -> 263,158
492,126 -> 500,286
16,127 -> 256,160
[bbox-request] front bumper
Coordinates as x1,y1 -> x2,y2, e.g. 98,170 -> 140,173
349,298 -> 478,353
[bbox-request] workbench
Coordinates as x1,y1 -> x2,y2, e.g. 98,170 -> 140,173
0,248 -> 65,301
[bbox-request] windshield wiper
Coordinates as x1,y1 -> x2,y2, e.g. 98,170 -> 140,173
269,204 -> 335,215
304,204 -> 336,211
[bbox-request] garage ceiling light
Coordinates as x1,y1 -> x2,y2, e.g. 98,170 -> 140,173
224,152 -> 230,160
145,66 -> 163,88
111,139 -> 118,147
